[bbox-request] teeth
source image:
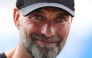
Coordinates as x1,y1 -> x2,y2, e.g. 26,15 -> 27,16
34,35 -> 40,39
32,35 -> 38,40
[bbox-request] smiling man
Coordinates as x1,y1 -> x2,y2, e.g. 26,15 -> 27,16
0,0 -> 75,58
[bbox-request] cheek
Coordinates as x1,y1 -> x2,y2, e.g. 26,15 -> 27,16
55,24 -> 71,38
25,24 -> 39,34
23,19 -> 41,34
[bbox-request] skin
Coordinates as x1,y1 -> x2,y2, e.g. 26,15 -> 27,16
6,7 -> 73,58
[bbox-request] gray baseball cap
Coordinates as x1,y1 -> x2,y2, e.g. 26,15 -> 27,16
16,0 -> 75,16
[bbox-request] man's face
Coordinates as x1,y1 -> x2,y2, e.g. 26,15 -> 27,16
16,7 -> 72,58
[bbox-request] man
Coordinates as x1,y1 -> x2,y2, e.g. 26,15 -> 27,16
0,0 -> 75,58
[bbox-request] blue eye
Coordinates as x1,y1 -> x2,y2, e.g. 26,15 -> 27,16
29,14 -> 44,23
55,17 -> 66,23
32,16 -> 42,21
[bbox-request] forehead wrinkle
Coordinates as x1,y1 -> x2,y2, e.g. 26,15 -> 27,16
41,7 -> 68,15
28,7 -> 69,19
42,9 -> 70,21
40,7 -> 65,19
30,7 -> 62,14
41,7 -> 62,13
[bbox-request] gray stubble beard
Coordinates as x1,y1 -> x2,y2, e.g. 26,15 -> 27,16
20,32 -> 66,58
23,38 -> 58,58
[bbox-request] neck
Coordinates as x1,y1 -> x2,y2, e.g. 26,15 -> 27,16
6,43 -> 32,58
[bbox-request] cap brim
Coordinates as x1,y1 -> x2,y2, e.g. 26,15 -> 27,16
21,3 -> 74,16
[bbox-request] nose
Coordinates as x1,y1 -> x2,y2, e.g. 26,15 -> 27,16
41,24 -> 55,37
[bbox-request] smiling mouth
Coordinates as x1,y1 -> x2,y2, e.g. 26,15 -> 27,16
31,33 -> 62,46
34,39 -> 61,47
39,39 -> 60,43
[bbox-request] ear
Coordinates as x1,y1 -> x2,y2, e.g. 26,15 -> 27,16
13,8 -> 20,30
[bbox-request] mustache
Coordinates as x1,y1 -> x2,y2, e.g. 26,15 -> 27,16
31,33 -> 63,42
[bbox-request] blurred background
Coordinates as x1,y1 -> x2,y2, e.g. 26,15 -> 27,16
0,0 -> 92,58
